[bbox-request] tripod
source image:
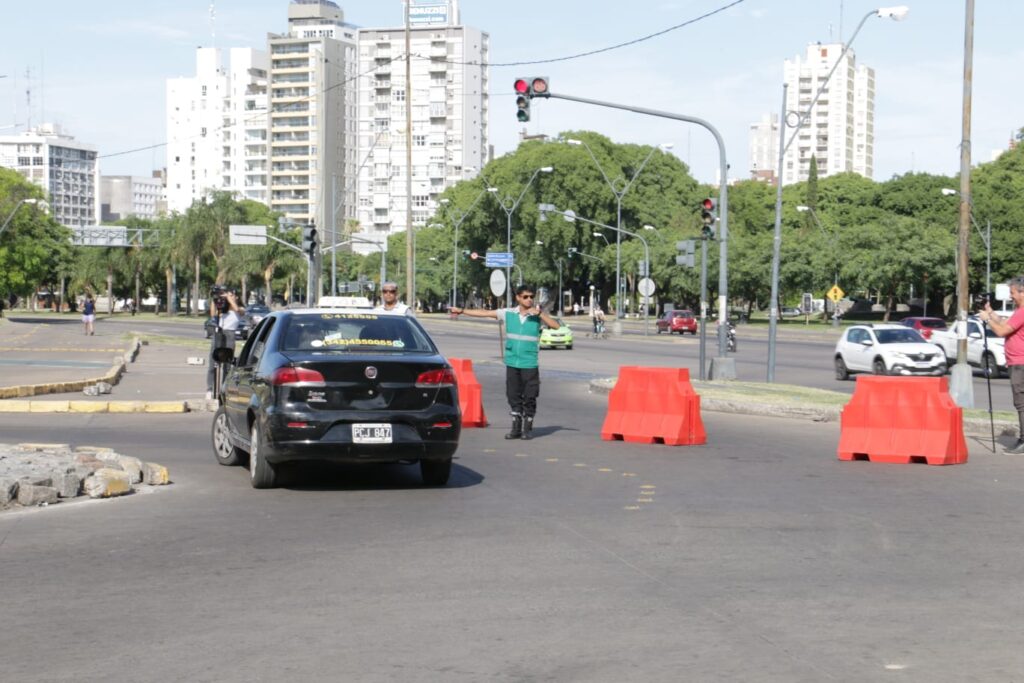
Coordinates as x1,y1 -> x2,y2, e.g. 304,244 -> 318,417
979,320 -> 996,452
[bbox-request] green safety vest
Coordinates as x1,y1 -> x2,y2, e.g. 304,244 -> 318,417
503,308 -> 541,369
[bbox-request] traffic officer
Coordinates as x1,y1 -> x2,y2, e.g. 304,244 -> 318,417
451,285 -> 560,440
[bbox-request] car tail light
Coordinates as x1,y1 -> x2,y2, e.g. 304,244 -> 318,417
272,366 -> 325,386
415,368 -> 456,388
432,421 -> 453,429
922,329 -> 932,340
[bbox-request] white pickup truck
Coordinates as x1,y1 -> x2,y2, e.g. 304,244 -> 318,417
931,316 -> 1008,378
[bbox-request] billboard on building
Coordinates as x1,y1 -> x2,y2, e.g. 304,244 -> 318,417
408,0 -> 449,26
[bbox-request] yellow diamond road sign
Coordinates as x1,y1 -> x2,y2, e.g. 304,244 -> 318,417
827,285 -> 845,303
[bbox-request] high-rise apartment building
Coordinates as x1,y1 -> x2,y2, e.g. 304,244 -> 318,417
748,113 -> 779,184
0,123 -> 100,227
100,175 -> 165,221
166,47 -> 269,213
354,0 -> 488,254
775,43 -> 875,186
267,0 -> 358,236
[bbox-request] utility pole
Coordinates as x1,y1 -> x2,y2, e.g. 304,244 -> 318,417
950,0 -> 975,408
404,2 -> 414,309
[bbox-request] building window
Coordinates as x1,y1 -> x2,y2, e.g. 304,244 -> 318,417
413,135 -> 427,147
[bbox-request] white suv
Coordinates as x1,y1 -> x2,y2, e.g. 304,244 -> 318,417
834,324 -> 947,380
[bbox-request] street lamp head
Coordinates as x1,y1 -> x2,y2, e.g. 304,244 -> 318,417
428,223 -> 444,229
487,187 -> 499,193
592,232 -> 602,238
566,139 -> 582,146
643,224 -> 657,231
539,166 -> 554,173
439,198 -> 450,204
876,5 -> 909,21
941,188 -> 958,196
535,240 -> 544,245
796,205 -> 810,212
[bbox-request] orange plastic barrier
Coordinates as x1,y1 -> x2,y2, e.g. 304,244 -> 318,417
448,357 -> 488,428
837,376 -> 967,465
600,366 -> 706,445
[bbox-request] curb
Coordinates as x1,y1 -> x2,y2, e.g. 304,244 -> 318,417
0,337 -> 141,400
0,400 -> 188,414
588,377 -> 1018,439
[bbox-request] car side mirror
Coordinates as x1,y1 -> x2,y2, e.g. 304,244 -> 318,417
212,346 -> 235,363
861,339 -> 874,346
968,331 -> 982,339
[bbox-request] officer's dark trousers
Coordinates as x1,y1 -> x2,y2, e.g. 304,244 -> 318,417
506,367 -> 540,418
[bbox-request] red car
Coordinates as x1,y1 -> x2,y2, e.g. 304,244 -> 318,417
899,316 -> 947,340
656,310 -> 698,335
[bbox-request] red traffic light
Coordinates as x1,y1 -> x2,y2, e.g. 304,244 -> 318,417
701,198 -> 716,210
514,79 -> 530,94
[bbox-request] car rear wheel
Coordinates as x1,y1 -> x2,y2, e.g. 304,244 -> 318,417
249,422 -> 278,489
835,356 -> 850,381
872,358 -> 888,376
566,344 -> 573,350
211,406 -> 244,466
983,352 -> 999,378
420,458 -> 452,486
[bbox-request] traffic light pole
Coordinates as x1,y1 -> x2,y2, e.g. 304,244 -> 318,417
537,91 -> 733,377
700,237 -> 708,381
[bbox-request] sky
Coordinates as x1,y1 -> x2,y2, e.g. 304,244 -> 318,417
1,0 -> 1020,185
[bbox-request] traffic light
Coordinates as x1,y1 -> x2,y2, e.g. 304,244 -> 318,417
513,77 -> 550,122
302,224 -> 318,257
700,198 -> 718,239
567,247 -> 577,259
675,239 -> 695,268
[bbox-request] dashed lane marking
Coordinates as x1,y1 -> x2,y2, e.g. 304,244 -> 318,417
598,468 -> 613,473
637,498 -> 654,503
640,484 -> 656,490
621,472 -> 637,478
545,457 -> 559,462
573,463 -> 587,468
623,505 -> 641,511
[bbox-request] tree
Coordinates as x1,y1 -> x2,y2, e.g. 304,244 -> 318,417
0,168 -> 70,303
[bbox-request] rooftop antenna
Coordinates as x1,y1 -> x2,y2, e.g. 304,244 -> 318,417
24,67 -> 32,130
839,0 -> 845,45
209,0 -> 216,54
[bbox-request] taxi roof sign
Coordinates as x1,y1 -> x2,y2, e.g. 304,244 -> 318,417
318,296 -> 373,309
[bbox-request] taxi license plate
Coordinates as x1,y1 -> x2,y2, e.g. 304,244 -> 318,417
352,423 -> 392,444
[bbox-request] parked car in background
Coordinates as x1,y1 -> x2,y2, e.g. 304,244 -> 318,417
210,308 -> 461,488
656,310 -> 698,335
930,316 -> 1008,378
834,324 -> 946,380
899,316 -> 947,341
204,316 -> 249,340
781,306 -> 803,318
244,304 -> 271,329
540,318 -> 573,350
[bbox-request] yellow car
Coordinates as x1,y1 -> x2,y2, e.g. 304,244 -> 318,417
540,318 -> 573,350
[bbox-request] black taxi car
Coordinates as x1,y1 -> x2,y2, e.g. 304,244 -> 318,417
210,308 -> 461,488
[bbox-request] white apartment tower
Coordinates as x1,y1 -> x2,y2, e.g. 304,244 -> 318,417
100,175 -> 165,222
166,47 -> 269,213
355,0 -> 488,253
267,0 -> 358,235
779,43 -> 875,186
0,124 -> 100,227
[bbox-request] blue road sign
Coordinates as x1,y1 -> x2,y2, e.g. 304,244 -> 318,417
485,251 -> 514,268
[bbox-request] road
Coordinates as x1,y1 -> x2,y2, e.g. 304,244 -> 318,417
1,355 -> 1021,681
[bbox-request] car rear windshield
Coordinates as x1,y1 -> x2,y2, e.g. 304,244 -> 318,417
280,313 -> 436,353
674,311 -> 693,318
918,319 -> 946,329
876,328 -> 925,344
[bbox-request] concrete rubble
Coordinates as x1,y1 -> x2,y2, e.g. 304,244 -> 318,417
0,442 -> 171,511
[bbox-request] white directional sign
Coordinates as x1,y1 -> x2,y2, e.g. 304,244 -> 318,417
229,224 -> 267,246
489,269 -> 507,297
638,277 -> 656,298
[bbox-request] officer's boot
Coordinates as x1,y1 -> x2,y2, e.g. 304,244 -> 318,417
505,414 -> 523,440
520,416 -> 534,440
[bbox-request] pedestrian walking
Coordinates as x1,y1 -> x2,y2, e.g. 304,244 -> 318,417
82,295 -> 96,336
450,284 -> 560,440
373,281 -> 414,316
978,276 -> 1024,453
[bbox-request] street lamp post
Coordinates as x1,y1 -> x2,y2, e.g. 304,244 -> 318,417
766,5 -> 909,382
555,257 -> 566,316
492,167 -> 553,306
796,205 -> 840,327
0,198 -> 45,238
591,232 -> 610,247
439,185 -> 495,309
566,138 -> 672,321
541,205 -> 651,336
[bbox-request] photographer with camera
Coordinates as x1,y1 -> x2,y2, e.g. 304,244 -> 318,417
977,277 -> 1024,453
207,286 -> 245,401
